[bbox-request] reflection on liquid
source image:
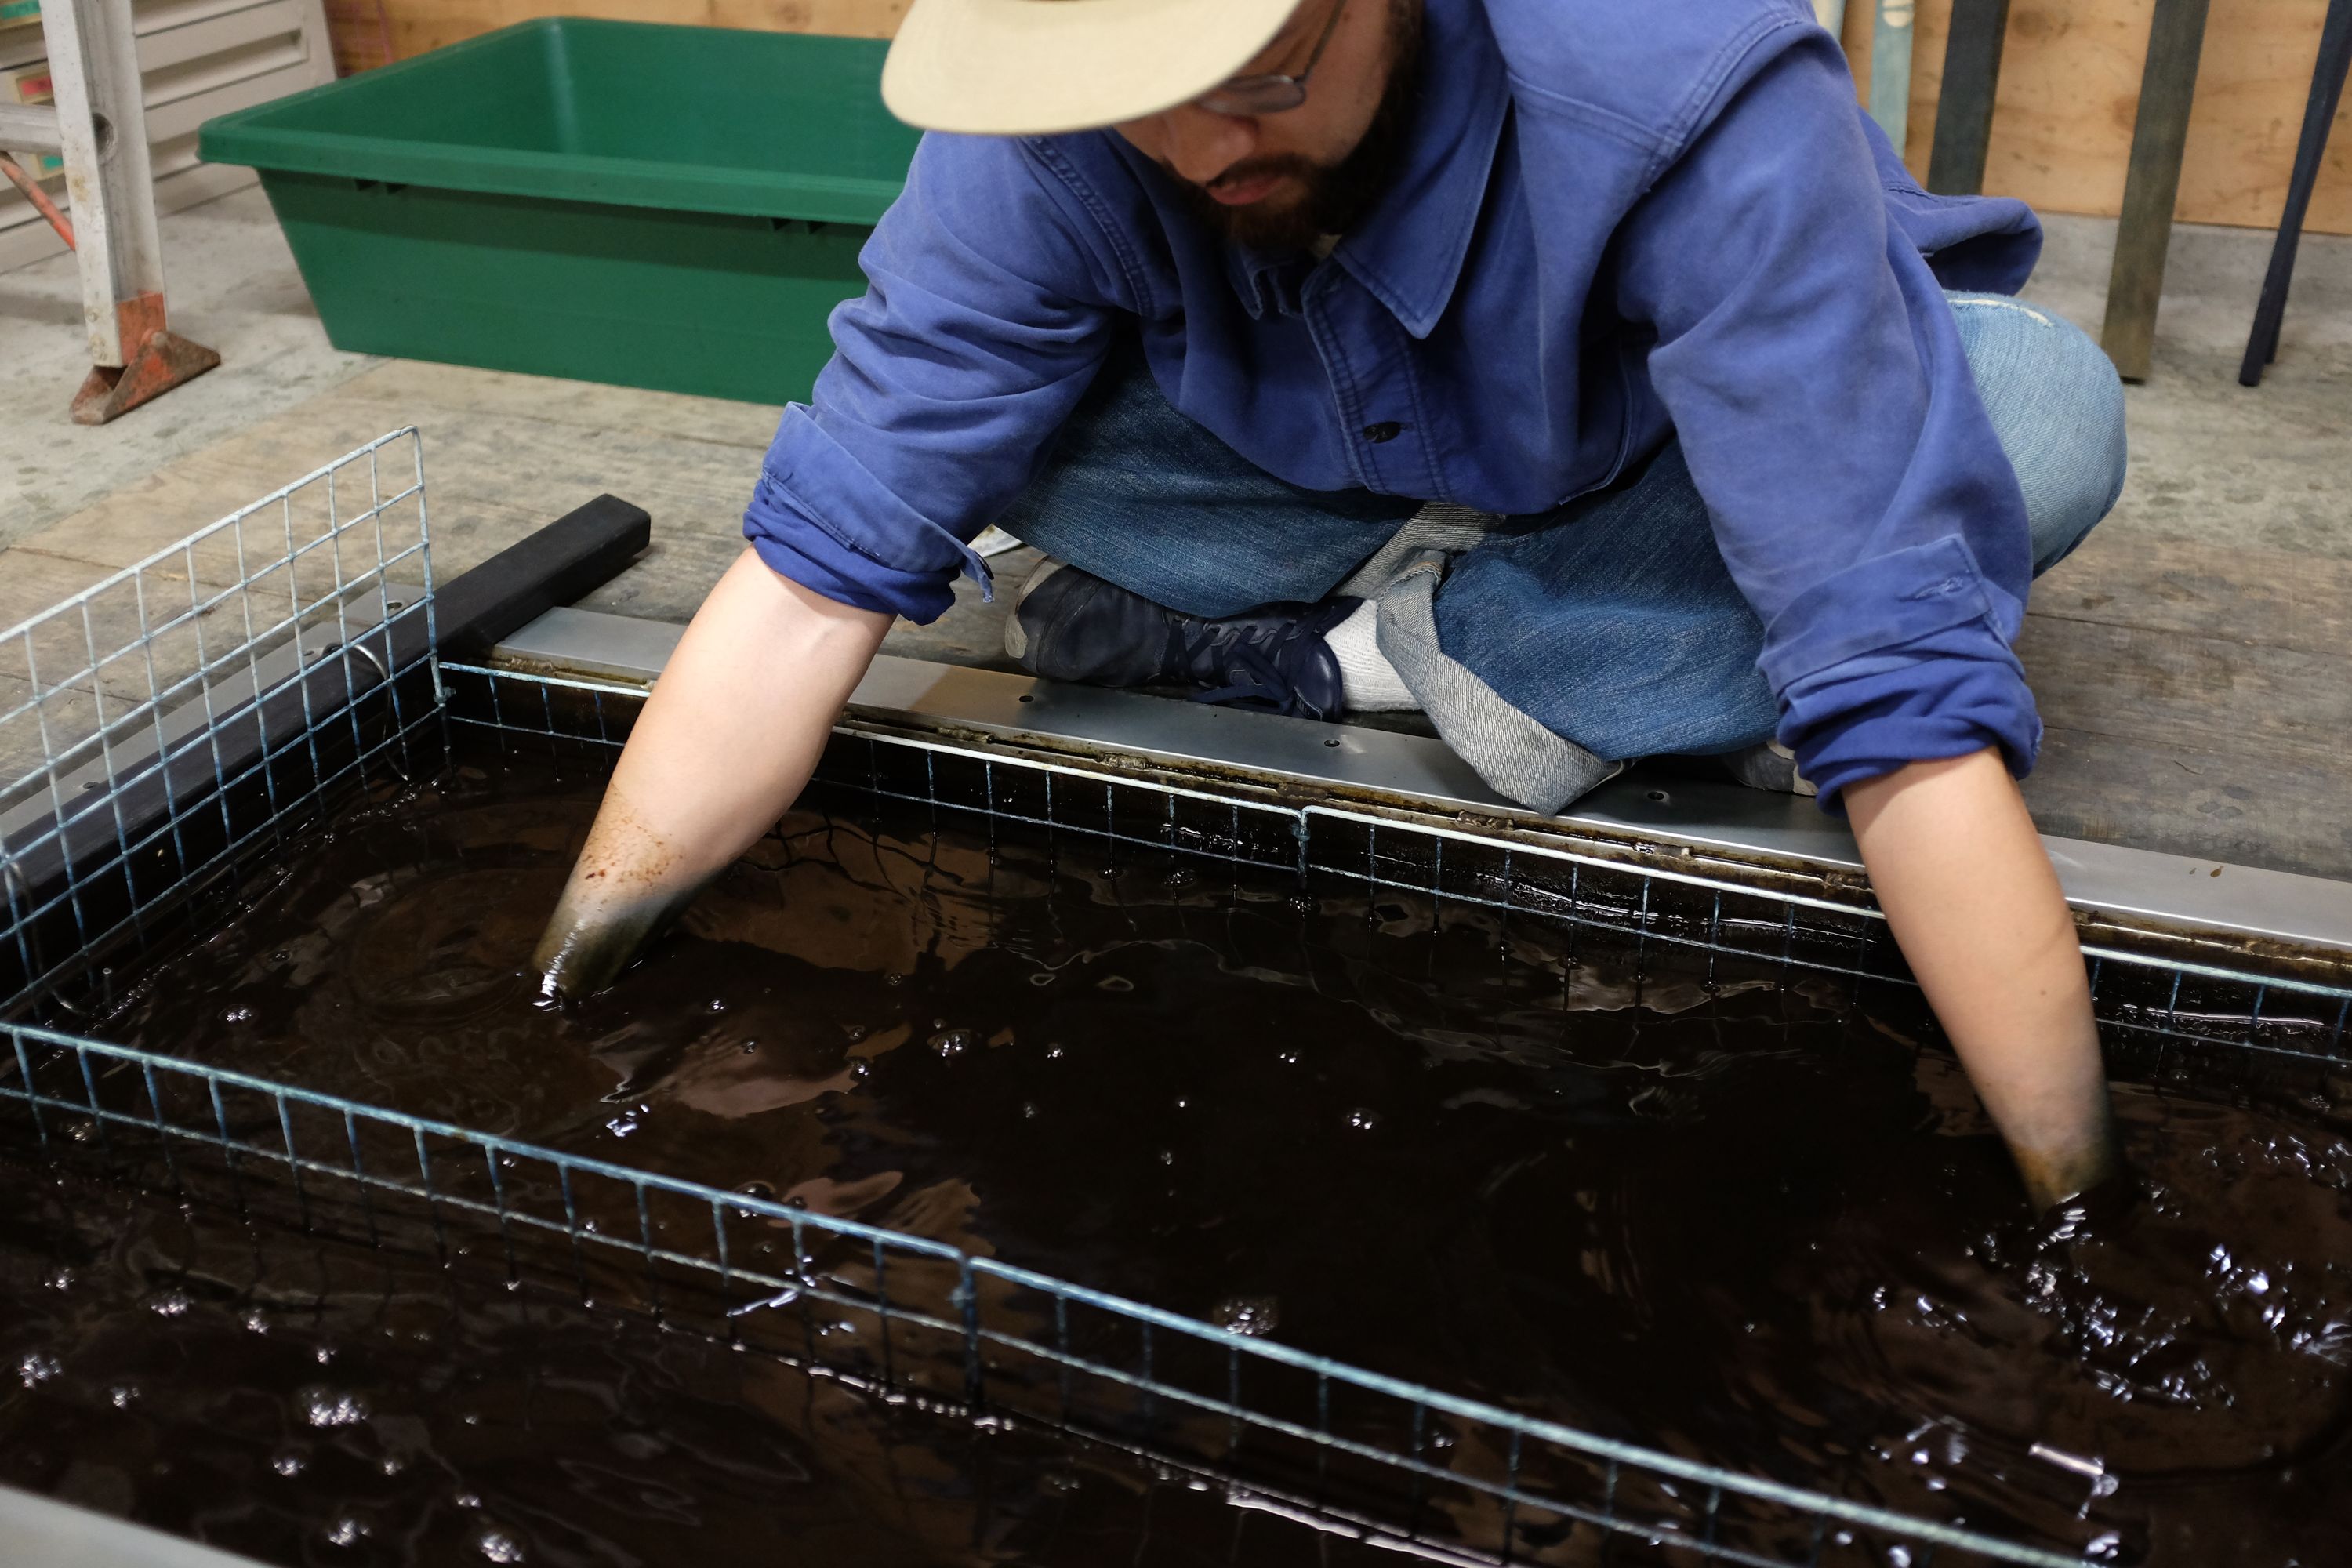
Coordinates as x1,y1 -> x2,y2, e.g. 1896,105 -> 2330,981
45,753 -> 2352,1563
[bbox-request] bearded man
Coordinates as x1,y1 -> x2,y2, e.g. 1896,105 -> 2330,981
536,0 -> 2129,1210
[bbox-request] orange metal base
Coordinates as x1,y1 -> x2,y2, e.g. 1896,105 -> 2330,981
71,308 -> 221,426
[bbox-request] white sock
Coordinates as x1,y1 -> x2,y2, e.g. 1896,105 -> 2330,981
1325,598 -> 1418,712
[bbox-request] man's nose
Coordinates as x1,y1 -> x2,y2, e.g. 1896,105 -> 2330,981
1159,103 -> 1260,186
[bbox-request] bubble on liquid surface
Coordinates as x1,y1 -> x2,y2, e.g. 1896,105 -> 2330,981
1211,1297 -> 1281,1337
147,1289 -> 193,1317
222,1004 -> 255,1024
299,1385 -> 371,1427
17,1352 -> 60,1387
325,1515 -> 369,1548
929,1028 -> 977,1058
1345,1108 -> 1381,1132
42,1265 -> 72,1291
271,1447 -> 307,1478
107,1381 -> 140,1408
477,1526 -> 527,1563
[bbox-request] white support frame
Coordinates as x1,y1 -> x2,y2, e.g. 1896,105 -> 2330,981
40,0 -> 163,367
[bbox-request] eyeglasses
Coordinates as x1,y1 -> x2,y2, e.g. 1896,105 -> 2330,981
1192,0 -> 1348,116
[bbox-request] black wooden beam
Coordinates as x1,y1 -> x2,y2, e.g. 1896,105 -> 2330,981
428,493 -> 650,662
2102,0 -> 2215,381
1926,0 -> 2013,195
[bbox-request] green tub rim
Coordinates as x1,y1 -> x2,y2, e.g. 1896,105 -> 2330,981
198,17 -> 913,229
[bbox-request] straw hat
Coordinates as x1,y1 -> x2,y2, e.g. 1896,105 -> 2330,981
882,0 -> 1301,136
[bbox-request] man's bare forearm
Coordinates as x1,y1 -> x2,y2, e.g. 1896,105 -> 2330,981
1845,747 -> 2117,1210
532,550 -> 891,1001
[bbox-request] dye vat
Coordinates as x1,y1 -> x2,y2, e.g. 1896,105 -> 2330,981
6,739 -> 2352,1566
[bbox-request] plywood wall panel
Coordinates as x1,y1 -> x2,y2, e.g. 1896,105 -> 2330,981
1853,0 -> 2350,234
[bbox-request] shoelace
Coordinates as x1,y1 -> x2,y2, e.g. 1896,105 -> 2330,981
1166,599 -> 1352,720
1191,641 -> 1313,717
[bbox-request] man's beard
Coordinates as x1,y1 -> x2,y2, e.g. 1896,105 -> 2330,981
1168,0 -> 1423,253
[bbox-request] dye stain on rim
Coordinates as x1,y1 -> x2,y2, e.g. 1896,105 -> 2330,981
7,744 -> 2352,1565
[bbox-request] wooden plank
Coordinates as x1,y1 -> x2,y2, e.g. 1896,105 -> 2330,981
328,358 -> 783,453
1926,0 -> 2009,192
574,529 -> 742,624
2015,612 -> 2352,769
2024,725 -> 2352,879
15,383 -> 761,577
2027,534 -> 2352,656
2101,0 -> 2213,379
0,670 -> 105,798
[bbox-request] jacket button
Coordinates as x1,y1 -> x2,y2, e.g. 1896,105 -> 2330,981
1360,420 -> 1403,444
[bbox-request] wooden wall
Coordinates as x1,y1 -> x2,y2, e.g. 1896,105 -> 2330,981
1845,0 -> 2351,234
357,0 -> 2352,235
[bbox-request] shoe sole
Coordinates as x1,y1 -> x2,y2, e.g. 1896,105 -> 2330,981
1002,557 -> 1069,664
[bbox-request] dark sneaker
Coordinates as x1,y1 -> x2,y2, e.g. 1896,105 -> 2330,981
1005,560 -> 1356,720
1722,739 -> 1817,797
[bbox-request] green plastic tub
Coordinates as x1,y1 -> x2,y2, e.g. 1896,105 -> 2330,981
199,20 -> 919,405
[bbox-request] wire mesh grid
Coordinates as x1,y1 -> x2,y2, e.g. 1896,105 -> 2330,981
441,660 -> 2352,1090
0,1022 -> 2090,1568
0,430 -> 440,1017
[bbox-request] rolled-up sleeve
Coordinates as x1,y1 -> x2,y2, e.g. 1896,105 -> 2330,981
1612,31 -> 2041,808
744,133 -> 1126,623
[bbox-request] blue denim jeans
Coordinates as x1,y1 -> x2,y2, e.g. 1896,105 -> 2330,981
1000,292 -> 2127,771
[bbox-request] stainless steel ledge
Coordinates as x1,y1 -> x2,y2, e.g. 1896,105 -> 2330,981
491,606 -> 2352,956
0,1484 -> 272,1568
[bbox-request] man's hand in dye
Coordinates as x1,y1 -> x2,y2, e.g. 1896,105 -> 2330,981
1845,748 -> 2119,1212
532,550 -> 892,1004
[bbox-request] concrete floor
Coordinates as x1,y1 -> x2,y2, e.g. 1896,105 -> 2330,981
2,187 -> 2348,877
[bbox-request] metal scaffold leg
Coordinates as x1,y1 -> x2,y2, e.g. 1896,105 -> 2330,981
34,0 -> 221,423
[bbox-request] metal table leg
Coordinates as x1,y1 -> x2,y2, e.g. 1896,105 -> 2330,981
2240,0 -> 2352,387
2100,0 -> 2214,382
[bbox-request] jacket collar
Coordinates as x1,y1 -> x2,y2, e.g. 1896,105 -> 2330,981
1226,0 -> 1507,338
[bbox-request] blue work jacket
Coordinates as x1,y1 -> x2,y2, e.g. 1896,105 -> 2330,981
742,0 -> 2050,804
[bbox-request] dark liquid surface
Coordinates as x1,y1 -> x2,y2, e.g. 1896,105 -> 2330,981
9,747 -> 2352,1565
